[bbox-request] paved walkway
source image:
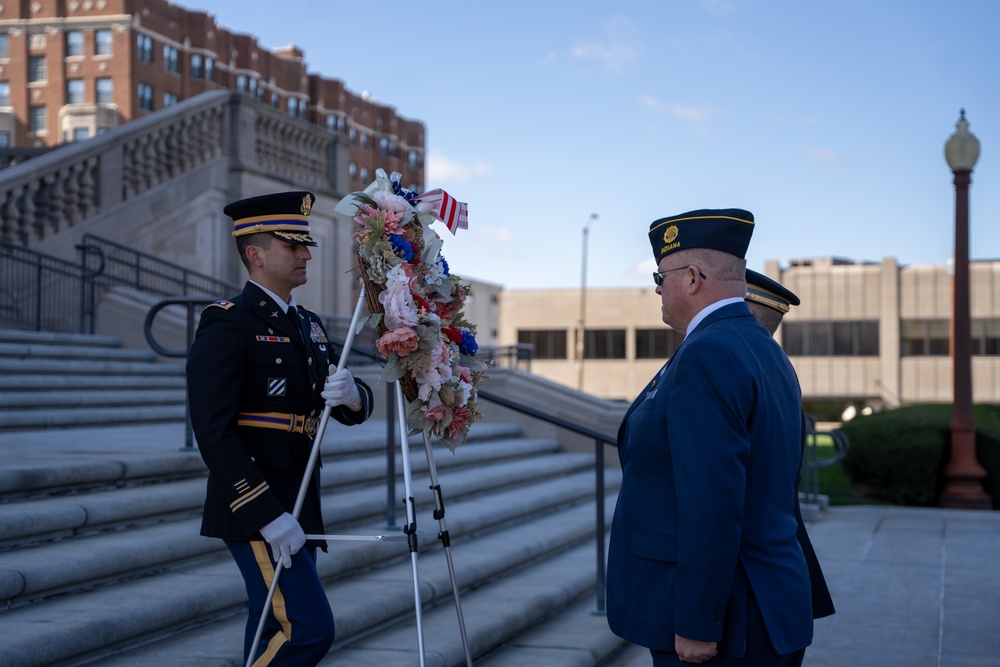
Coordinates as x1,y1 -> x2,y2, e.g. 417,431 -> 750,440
2,424 -> 999,666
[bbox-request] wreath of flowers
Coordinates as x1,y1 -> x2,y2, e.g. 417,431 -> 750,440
335,169 -> 488,451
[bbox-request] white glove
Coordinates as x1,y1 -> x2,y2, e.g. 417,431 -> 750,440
259,512 -> 306,569
322,367 -> 362,411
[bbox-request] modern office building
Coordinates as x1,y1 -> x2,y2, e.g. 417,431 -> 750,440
0,0 -> 424,190
498,257 -> 1000,410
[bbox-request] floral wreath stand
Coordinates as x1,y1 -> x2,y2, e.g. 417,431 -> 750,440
311,169 -> 484,667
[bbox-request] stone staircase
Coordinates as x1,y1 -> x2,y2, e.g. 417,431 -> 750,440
0,330 -> 634,667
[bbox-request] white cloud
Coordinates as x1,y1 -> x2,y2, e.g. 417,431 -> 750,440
806,146 -> 840,166
636,257 -> 658,279
639,96 -> 716,135
479,226 -> 516,244
570,15 -> 640,74
426,150 -> 494,183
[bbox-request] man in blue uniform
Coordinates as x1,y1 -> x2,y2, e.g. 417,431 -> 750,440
187,191 -> 374,666
745,269 -> 836,622
607,210 -> 813,666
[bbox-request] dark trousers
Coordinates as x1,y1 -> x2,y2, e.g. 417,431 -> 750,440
226,540 -> 335,667
649,596 -> 805,667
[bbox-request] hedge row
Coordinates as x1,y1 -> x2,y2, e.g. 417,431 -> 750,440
838,404 -> 1000,508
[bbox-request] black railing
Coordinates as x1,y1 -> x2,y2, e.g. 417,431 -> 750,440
81,233 -> 240,297
476,343 -> 533,371
0,239 -> 102,332
802,414 -> 851,506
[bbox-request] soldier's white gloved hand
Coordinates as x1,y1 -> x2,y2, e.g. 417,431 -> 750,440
322,366 -> 362,411
259,512 -> 306,569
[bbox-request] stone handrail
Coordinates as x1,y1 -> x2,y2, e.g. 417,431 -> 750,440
0,91 -> 343,247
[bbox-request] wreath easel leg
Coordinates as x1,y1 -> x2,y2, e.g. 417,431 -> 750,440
421,429 -> 474,667
394,381 -> 427,667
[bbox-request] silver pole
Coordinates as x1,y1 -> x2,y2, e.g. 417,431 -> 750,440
395,382 -> 427,667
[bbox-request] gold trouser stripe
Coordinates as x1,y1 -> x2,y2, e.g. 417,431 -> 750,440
251,541 -> 292,666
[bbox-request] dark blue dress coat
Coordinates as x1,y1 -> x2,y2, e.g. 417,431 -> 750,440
606,302 -> 813,657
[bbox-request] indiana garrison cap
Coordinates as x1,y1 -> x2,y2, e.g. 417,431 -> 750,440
225,191 -> 318,247
746,268 -> 800,314
648,208 -> 754,263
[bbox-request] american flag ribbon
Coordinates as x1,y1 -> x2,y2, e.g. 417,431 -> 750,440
414,188 -> 469,235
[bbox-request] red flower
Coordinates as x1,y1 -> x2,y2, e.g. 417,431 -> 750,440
442,326 -> 464,346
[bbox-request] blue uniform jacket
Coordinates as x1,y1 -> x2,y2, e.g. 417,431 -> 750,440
606,302 -> 813,656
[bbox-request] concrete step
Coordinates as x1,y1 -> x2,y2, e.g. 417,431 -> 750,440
0,472 -> 619,667
0,329 -> 123,348
0,389 -> 185,410
0,374 -> 186,391
0,341 -> 156,362
0,404 -> 186,431
0,357 -> 185,376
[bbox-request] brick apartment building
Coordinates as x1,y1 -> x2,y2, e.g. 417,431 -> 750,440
0,0 -> 424,190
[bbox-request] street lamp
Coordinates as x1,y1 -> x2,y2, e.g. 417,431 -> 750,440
577,213 -> 599,391
940,110 -> 991,509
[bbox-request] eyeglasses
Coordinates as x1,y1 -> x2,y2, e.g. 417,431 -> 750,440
652,265 -> 707,286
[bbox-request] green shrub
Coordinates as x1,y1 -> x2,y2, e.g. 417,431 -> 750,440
839,404 -> 1000,508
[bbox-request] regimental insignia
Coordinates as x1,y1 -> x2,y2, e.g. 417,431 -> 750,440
309,321 -> 328,343
206,300 -> 235,311
259,301 -> 267,307
271,311 -> 279,318
268,378 -> 287,397
256,335 -> 291,343
301,194 -> 313,216
663,225 -> 679,244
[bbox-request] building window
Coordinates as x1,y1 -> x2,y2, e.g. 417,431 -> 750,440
379,137 -> 390,156
164,45 -> 179,74
360,132 -> 368,150
326,114 -> 336,132
349,162 -> 357,181
29,105 -> 46,133
349,127 -> 356,144
164,92 -> 178,107
409,150 -> 420,169
783,321 -> 879,357
973,319 -> 1000,355
137,34 -> 154,64
635,328 -> 683,359
0,131 -> 9,147
191,54 -> 203,79
249,78 -> 258,95
235,74 -> 247,92
0,34 -> 8,60
899,320 -> 949,356
66,30 -> 85,57
95,78 -> 113,104
95,29 -> 112,56
138,83 -> 153,111
0,82 -> 9,107
271,92 -> 279,107
29,56 -> 47,82
584,329 -> 626,359
205,57 -> 214,82
66,79 -> 85,104
518,329 -> 568,360
360,167 -> 369,183
288,97 -> 298,116
72,127 -> 90,142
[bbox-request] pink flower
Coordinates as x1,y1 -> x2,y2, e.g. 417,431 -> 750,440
447,406 -> 471,440
455,364 -> 472,384
376,326 -> 420,358
421,404 -> 450,423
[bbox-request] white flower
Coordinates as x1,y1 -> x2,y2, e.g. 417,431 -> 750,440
385,263 -> 410,286
424,260 -> 446,286
379,281 -> 418,329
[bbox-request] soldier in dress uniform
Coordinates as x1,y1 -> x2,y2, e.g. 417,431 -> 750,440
745,269 -> 836,622
186,190 -> 374,667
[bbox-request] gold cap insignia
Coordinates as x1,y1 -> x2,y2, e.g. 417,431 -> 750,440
300,194 -> 313,216
663,225 -> 679,244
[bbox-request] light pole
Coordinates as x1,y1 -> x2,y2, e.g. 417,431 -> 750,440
577,213 -> 598,391
940,110 -> 991,509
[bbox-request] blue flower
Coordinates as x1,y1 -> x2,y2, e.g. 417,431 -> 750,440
459,329 -> 478,356
388,234 -> 415,262
440,256 -> 450,276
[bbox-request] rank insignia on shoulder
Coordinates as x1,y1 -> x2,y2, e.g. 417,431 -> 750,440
206,300 -> 235,311
309,321 -> 328,343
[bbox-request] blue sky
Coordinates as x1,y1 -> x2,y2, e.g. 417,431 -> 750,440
189,0 -> 1000,290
